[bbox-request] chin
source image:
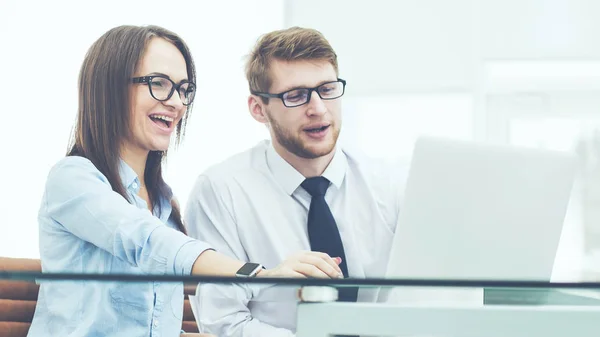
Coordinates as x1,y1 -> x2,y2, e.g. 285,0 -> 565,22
303,144 -> 336,158
149,142 -> 171,153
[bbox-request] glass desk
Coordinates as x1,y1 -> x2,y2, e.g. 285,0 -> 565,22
2,269 -> 600,337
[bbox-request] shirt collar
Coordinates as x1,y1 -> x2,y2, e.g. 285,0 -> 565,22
118,159 -> 174,199
321,146 -> 347,190
265,141 -> 347,196
118,159 -> 173,220
118,159 -> 140,192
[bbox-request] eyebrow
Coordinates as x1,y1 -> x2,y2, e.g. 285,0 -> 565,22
147,72 -> 189,84
277,79 -> 338,93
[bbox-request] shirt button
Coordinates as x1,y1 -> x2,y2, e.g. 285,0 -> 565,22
131,182 -> 138,189
153,320 -> 159,328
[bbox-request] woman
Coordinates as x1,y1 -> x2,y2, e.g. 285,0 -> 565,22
27,25 -> 342,337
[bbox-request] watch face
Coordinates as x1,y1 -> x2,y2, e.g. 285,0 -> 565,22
237,263 -> 261,276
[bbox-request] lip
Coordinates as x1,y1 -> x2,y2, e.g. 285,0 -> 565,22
148,112 -> 178,135
148,111 -> 178,120
303,123 -> 331,140
303,122 -> 331,131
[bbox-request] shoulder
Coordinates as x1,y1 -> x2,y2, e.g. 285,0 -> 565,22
47,156 -> 108,186
45,156 -> 111,200
195,140 -> 269,187
183,143 -> 271,228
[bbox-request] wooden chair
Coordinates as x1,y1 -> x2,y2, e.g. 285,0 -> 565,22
0,257 -> 199,337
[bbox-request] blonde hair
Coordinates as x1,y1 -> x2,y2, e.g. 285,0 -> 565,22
245,26 -> 338,101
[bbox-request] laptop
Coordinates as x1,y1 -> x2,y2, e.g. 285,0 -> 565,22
384,136 -> 578,305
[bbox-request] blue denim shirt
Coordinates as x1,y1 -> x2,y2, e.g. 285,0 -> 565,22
27,156 -> 211,337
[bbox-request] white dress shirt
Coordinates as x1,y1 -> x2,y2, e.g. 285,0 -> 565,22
184,140 -> 408,337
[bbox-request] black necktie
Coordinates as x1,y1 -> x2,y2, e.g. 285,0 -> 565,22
302,176 -> 358,302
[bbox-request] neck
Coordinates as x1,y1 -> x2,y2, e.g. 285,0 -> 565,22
272,141 -> 335,178
120,145 -> 149,185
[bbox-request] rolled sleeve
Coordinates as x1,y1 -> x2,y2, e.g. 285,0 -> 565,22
174,238 -> 214,275
147,225 -> 213,276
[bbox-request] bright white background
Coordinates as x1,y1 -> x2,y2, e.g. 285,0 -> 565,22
2,0 -> 600,281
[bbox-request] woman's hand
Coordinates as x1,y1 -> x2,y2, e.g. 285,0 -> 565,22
258,251 -> 343,279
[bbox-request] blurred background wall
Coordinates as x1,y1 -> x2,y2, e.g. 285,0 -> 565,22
2,0 -> 600,281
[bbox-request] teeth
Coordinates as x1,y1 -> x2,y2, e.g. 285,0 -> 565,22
150,115 -> 174,122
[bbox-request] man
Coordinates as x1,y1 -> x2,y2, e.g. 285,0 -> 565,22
185,26 -> 407,336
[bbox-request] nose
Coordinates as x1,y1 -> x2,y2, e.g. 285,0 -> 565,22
163,89 -> 185,111
306,90 -> 327,116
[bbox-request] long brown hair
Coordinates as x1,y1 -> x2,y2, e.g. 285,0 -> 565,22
68,25 -> 195,233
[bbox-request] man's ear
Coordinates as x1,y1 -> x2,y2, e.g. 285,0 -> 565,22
248,95 -> 269,124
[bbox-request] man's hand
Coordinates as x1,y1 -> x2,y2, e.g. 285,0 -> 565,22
258,251 -> 343,279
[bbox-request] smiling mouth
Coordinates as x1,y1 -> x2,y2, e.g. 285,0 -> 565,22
149,114 -> 173,129
305,125 -> 330,133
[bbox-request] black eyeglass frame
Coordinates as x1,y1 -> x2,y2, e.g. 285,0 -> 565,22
131,75 -> 196,106
251,78 -> 347,107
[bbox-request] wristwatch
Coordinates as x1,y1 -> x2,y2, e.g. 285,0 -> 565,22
235,262 -> 263,278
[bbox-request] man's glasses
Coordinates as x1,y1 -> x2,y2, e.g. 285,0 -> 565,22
132,75 -> 196,106
252,79 -> 346,108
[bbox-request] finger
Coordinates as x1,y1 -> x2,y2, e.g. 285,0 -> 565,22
258,268 -> 307,279
294,262 -> 331,278
287,270 -> 307,278
307,252 -> 343,275
300,255 -> 343,279
317,257 -> 344,278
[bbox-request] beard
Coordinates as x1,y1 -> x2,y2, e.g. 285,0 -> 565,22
267,110 -> 340,159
